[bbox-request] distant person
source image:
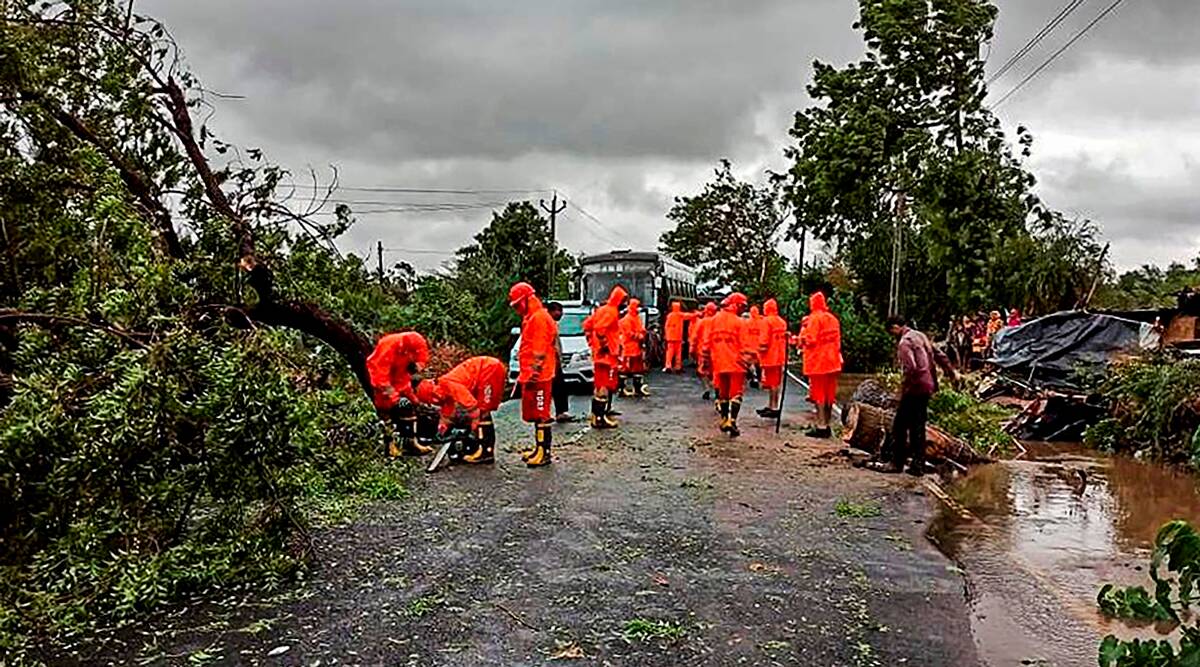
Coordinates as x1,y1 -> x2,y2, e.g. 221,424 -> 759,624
745,305 -> 764,389
583,286 -> 626,429
948,316 -> 973,372
619,298 -> 650,397
546,301 -> 574,423
880,316 -> 958,476
694,302 -> 718,400
756,298 -> 790,419
1007,308 -> 1022,328
708,293 -> 750,437
663,301 -> 687,372
798,292 -> 842,438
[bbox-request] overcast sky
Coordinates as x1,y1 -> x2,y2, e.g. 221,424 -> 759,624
143,0 -> 1199,273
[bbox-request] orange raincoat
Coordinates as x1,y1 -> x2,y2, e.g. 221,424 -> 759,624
620,298 -> 646,358
664,302 -> 686,343
423,356 -> 507,431
366,331 -> 430,409
800,292 -> 842,376
707,302 -> 748,376
587,286 -> 626,368
759,299 -> 789,368
744,306 -> 763,363
690,303 -> 716,359
517,295 -> 557,384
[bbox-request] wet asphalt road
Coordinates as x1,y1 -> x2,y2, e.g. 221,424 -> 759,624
55,371 -> 979,666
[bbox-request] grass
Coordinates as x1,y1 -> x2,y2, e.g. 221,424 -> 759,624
405,593 -> 445,618
834,498 -> 883,519
620,618 -> 688,644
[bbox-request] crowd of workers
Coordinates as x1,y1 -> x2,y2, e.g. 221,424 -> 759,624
946,308 -> 1023,370
365,280 -> 955,477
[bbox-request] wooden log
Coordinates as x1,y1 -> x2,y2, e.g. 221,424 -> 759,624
842,401 -> 994,466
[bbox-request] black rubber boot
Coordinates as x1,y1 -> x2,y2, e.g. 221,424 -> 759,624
590,398 -> 618,429
465,419 -> 495,464
702,390 -> 712,401
728,399 -> 742,438
719,400 -> 730,432
526,422 -> 552,467
394,408 -> 432,457
634,375 -> 650,397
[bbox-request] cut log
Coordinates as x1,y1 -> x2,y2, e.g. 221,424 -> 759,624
842,401 -> 994,466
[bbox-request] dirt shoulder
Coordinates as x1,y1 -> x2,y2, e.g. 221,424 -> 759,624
55,372 -> 978,666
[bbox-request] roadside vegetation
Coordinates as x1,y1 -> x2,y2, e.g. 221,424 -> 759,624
1086,354 -> 1200,468
1097,520 -> 1200,665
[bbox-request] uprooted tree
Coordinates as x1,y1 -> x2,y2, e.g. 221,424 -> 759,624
0,1 -> 418,648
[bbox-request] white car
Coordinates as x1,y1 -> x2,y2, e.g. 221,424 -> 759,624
509,304 -> 595,385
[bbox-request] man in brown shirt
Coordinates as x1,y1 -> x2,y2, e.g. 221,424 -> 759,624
885,316 -> 958,476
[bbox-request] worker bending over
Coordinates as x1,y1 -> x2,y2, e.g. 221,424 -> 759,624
414,356 -> 507,464
585,285 -> 626,429
707,293 -> 750,437
367,331 -> 432,458
757,299 -> 790,419
620,298 -> 650,397
508,282 -> 557,467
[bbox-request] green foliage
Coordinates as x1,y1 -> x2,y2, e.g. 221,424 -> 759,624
620,618 -> 688,644
1098,521 -> 1200,665
783,0 -> 1105,325
928,389 -> 1016,455
661,160 -> 790,301
1085,354 -> 1200,466
834,498 -> 882,519
1095,258 -> 1200,310
789,290 -> 892,372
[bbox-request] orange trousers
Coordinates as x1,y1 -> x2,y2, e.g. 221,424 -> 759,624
664,341 -> 683,370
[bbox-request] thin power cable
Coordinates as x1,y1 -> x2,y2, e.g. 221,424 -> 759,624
987,0 -> 1089,85
993,0 -> 1129,109
291,184 -> 549,196
565,201 -> 627,248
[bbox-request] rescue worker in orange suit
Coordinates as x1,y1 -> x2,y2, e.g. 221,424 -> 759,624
693,302 -> 718,400
662,301 -> 689,373
746,305 -> 764,388
367,331 -> 432,458
414,356 -> 507,464
756,299 -> 790,419
619,298 -> 651,397
508,282 -> 557,467
799,291 -> 843,438
585,285 -> 626,428
707,293 -> 751,437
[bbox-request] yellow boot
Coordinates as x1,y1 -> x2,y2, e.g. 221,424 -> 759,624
464,419 -> 495,464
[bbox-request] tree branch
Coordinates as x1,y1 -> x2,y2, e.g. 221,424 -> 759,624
0,310 -> 151,349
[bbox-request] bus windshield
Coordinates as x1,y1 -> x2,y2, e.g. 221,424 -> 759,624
584,272 -> 655,306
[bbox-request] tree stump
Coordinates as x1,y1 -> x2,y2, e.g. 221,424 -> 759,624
842,401 -> 994,466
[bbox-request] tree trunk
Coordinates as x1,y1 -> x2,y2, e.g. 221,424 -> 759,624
842,401 -> 994,466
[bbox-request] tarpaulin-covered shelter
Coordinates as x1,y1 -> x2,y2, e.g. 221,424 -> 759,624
990,311 -> 1158,391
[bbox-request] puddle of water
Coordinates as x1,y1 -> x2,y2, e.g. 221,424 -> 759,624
931,445 -> 1200,666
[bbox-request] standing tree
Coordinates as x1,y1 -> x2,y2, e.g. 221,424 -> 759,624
661,160 -> 790,300
784,0 -> 1103,324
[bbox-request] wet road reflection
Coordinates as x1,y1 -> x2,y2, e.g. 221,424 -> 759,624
930,444 -> 1200,666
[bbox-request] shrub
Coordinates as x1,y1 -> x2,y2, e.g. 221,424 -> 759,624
1084,353 -> 1200,466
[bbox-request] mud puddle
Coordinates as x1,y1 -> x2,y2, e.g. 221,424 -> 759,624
929,442 -> 1200,666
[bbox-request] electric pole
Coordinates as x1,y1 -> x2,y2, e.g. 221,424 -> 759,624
540,191 -> 567,297
377,241 -> 385,285
888,193 -> 907,319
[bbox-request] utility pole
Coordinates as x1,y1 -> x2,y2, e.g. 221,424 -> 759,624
540,191 -> 567,297
888,193 -> 907,319
377,241 -> 385,285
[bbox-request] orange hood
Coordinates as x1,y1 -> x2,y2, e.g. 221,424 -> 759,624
628,298 -> 640,315
607,286 -> 628,309
671,302 -> 682,313
764,299 -> 779,316
750,306 -> 761,320
810,292 -> 829,313
704,302 -> 717,317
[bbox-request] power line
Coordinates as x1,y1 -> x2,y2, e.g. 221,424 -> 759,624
987,0 -> 1090,85
993,0 -> 1129,109
290,184 -> 549,196
565,201 -> 626,248
382,247 -> 457,256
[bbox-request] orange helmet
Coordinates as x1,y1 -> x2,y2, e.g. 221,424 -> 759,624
508,282 -> 536,307
415,379 -> 440,405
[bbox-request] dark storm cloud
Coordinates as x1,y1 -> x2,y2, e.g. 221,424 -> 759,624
150,0 -> 856,161
143,0 -> 1200,270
